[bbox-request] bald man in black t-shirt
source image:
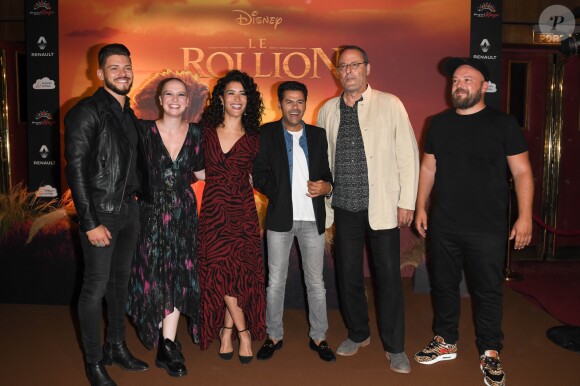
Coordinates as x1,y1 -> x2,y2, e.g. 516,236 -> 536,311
413,58 -> 533,386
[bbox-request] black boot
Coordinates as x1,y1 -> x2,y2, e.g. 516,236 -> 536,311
102,341 -> 149,371
156,333 -> 187,377
166,329 -> 186,363
85,360 -> 117,386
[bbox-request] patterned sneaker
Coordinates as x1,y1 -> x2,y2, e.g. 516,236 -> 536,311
414,335 -> 458,364
480,350 -> 505,386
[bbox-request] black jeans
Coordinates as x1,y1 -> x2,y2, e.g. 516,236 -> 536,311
334,208 -> 404,353
428,229 -> 506,354
77,200 -> 139,363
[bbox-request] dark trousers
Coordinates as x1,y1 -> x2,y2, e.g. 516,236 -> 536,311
428,229 -> 505,354
77,200 -> 139,363
334,208 -> 404,353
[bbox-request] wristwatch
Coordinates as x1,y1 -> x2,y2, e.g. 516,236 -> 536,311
324,182 -> 333,199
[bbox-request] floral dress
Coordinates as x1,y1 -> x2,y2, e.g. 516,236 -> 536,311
128,120 -> 203,349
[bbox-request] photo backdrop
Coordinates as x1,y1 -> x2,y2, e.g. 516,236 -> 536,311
3,0 -> 473,305
59,0 -> 470,137
59,0 -> 471,285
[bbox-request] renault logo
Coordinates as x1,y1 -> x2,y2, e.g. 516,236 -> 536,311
39,145 -> 49,158
480,39 -> 490,53
37,36 -> 47,50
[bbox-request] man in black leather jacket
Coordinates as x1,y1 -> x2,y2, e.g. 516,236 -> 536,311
64,43 -> 148,386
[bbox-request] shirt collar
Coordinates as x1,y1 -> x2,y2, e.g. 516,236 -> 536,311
101,87 -> 131,111
340,84 -> 370,109
282,120 -> 305,138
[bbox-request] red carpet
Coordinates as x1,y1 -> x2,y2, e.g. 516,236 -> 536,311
507,261 -> 580,326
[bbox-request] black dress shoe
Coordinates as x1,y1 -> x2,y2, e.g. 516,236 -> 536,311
309,339 -> 336,362
257,338 -> 283,360
85,361 -> 117,386
156,338 -> 187,377
102,341 -> 149,371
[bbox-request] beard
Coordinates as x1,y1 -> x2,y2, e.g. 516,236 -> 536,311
104,77 -> 133,96
452,85 -> 483,109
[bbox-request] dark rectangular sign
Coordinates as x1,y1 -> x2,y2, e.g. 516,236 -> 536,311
26,0 -> 60,197
470,0 -> 503,109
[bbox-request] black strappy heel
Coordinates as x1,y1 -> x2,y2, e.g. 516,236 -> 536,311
218,326 -> 234,360
238,329 -> 253,364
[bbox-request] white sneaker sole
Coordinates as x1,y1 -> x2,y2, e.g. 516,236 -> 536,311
415,352 -> 457,365
483,376 -> 505,386
481,365 -> 506,386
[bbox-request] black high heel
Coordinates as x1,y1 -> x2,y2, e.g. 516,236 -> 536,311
218,326 -> 234,360
238,329 -> 253,365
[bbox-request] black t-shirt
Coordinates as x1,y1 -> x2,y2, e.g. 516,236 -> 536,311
424,106 -> 528,233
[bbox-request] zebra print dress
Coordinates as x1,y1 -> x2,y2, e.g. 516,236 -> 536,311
198,126 -> 266,350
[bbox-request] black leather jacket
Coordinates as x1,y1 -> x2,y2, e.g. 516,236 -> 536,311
64,87 -> 141,232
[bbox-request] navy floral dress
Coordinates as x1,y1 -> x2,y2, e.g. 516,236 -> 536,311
128,120 -> 204,349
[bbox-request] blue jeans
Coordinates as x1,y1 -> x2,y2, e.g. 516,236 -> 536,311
77,200 -> 139,363
266,221 -> 328,341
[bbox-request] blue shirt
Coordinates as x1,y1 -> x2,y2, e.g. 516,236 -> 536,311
282,121 -> 309,186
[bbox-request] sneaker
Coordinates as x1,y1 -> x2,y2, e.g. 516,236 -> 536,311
480,350 -> 505,386
414,335 -> 458,364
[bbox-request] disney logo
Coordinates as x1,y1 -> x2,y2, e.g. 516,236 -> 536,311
233,10 -> 283,30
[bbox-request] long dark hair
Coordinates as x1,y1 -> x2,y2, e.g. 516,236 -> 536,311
200,70 -> 264,134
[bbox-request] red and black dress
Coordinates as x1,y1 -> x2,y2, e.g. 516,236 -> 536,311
198,126 -> 266,350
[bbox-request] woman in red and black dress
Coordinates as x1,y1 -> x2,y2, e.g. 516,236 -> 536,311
198,70 -> 266,364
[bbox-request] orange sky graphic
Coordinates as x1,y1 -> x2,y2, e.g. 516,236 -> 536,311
59,0 -> 470,136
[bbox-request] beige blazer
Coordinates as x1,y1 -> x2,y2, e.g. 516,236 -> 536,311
317,85 -> 419,230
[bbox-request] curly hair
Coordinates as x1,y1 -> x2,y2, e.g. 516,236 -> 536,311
200,70 -> 264,134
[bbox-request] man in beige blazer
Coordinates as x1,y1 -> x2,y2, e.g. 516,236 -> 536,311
317,45 -> 419,374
